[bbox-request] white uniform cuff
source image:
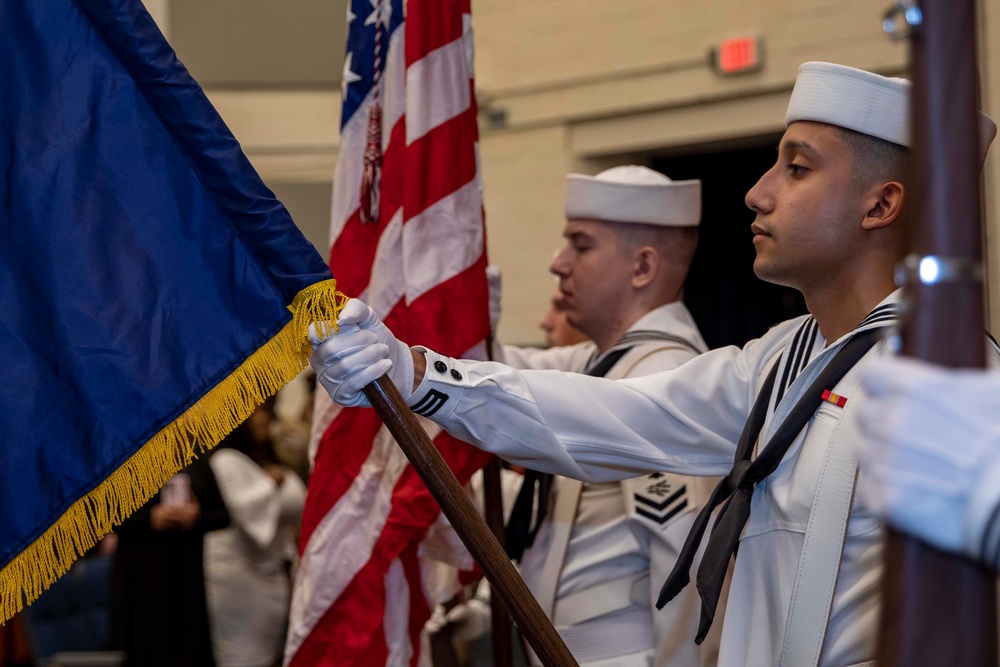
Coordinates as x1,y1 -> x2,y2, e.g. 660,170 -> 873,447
408,347 -> 473,421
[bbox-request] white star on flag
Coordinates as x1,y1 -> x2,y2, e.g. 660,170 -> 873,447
341,51 -> 362,98
363,0 -> 391,29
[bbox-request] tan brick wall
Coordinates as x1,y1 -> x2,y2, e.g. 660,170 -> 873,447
204,0 -> 1000,341
481,126 -> 572,345
471,0 -> 1000,341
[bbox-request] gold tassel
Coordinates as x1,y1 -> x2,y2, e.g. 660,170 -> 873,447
0,279 -> 347,622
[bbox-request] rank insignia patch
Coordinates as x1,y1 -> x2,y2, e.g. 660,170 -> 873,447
633,474 -> 688,525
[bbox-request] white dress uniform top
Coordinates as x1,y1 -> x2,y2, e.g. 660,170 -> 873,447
502,302 -> 714,667
310,62 -> 1000,667
411,292 -> 904,667
495,164 -> 714,666
204,449 -> 307,667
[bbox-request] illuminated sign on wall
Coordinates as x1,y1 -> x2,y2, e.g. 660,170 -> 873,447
714,37 -> 762,75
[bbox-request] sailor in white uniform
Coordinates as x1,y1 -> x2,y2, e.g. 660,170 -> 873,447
496,165 -> 717,667
854,355 -> 1000,569
311,62 -> 997,667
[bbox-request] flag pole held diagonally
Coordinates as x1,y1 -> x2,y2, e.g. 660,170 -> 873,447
879,0 -> 998,664
363,376 -> 578,667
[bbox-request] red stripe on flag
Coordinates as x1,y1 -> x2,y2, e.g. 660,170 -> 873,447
407,252 -> 490,355
299,408 -> 384,548
327,209 -> 379,298
402,106 -> 479,221
373,118 -> 408,227
404,0 -> 465,65
290,432 -> 490,667
402,544 -> 430,667
287,549 -> 389,667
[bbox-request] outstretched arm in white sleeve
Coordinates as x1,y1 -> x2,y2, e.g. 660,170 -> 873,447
855,357 -> 1000,569
311,299 -> 753,483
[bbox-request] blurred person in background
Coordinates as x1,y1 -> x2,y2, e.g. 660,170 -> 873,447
271,372 -> 317,484
111,456 -> 229,667
204,400 -> 307,667
538,288 -> 589,348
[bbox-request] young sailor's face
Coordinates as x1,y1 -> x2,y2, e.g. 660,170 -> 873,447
744,121 -> 870,291
550,219 -> 633,338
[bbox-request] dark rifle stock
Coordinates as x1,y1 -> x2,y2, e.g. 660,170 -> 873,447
880,0 -> 998,663
363,376 -> 578,667
482,332 -> 515,667
482,456 -> 515,667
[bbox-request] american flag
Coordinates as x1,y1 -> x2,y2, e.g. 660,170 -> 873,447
284,0 -> 493,664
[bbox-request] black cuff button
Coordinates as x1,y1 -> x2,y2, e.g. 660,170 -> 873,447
450,369 -> 463,381
434,360 -> 448,374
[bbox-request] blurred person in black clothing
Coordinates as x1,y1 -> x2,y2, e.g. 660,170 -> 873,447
111,455 -> 229,667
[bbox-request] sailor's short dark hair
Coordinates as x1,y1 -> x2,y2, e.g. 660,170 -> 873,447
836,126 -> 910,186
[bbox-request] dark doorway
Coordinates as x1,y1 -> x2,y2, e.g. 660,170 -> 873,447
652,138 -> 808,350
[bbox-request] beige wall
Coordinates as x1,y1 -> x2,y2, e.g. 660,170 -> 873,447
480,126 -> 572,342
169,0 -> 1000,344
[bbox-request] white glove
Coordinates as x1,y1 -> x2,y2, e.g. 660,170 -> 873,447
486,264 -> 502,332
855,356 -> 1000,561
309,299 -> 414,408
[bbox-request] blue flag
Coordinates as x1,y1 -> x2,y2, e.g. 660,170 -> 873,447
0,0 -> 344,619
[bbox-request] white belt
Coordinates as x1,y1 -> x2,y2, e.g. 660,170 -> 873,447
553,571 -> 650,627
780,372 -> 866,667
553,605 -> 654,664
535,477 -> 583,617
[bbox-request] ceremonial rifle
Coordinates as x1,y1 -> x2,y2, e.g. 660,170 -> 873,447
880,0 -> 998,663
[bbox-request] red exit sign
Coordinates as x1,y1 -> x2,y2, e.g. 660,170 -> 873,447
715,37 -> 762,75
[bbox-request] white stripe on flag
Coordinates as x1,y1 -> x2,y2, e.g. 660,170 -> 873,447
285,428 -> 409,660
384,558 -> 415,667
403,178 -> 484,303
381,29 -> 407,152
368,208 -> 405,321
328,101 -> 368,240
405,37 -> 472,146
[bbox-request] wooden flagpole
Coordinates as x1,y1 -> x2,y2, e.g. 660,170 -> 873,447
364,377 -> 578,667
880,0 -> 998,663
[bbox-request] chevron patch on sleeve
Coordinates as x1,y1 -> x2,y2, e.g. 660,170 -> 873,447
633,473 -> 688,525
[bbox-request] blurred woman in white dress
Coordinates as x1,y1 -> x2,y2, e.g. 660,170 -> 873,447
204,402 -> 307,667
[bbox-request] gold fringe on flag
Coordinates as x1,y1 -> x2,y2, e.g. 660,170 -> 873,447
0,278 -> 348,623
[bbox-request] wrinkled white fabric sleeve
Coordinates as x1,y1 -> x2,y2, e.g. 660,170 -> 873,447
209,450 -> 281,549
408,345 -> 753,482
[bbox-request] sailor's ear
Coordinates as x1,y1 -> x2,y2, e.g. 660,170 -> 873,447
631,246 -> 659,289
861,181 -> 905,230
